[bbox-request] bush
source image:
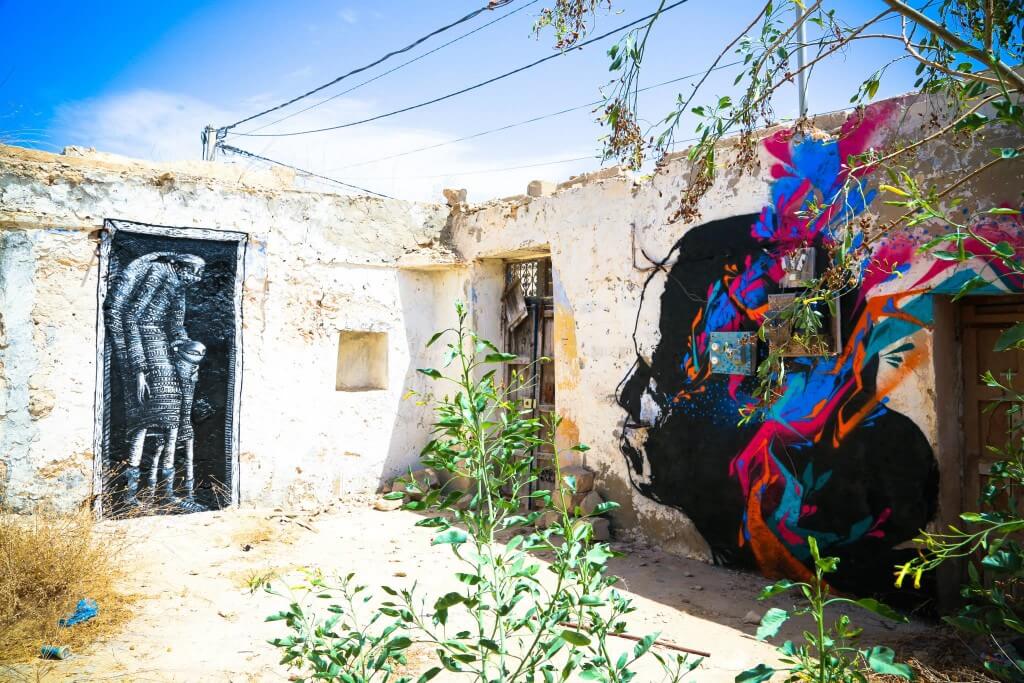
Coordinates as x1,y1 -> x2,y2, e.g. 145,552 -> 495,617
261,302 -> 702,682
0,504 -> 129,663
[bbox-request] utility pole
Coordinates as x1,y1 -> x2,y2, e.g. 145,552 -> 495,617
795,5 -> 809,117
201,125 -> 217,161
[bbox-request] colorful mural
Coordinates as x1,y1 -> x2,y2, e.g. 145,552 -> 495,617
617,101 -> 1024,598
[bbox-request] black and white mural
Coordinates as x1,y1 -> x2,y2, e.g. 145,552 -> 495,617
96,220 -> 245,516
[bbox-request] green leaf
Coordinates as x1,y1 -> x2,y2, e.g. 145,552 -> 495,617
382,491 -> 405,500
735,664 -> 776,683
593,501 -> 620,515
434,591 -> 465,611
432,529 -> 468,546
484,352 -> 518,363
416,667 -> 442,682
993,241 -> 1016,258
952,275 -> 992,301
851,598 -> 907,623
418,368 -> 442,379
585,545 -> 615,565
561,629 -> 592,646
633,633 -> 657,659
988,207 -> 1022,214
995,323 -> 1024,351
993,147 -> 1022,159
756,607 -> 789,640
758,579 -> 798,599
865,646 -> 913,679
426,331 -> 445,347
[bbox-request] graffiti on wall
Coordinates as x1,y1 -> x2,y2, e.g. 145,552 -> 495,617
99,221 -> 245,515
617,101 -> 1024,597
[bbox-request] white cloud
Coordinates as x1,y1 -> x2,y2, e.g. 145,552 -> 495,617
338,8 -> 358,24
49,89 -> 601,203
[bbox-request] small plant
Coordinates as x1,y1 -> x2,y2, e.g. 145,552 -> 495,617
737,537 -> 913,683
263,569 -> 417,683
899,369 -> 1024,681
262,302 -> 701,682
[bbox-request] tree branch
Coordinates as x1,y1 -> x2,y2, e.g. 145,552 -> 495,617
866,145 -> 1024,245
882,0 -> 1024,92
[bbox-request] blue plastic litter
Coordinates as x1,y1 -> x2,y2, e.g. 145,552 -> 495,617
59,599 -> 98,627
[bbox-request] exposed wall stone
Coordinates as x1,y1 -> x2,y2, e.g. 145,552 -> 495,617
0,144 -> 464,511
448,92 -> 1024,588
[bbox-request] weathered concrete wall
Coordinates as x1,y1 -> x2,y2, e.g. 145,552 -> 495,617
449,92 -> 1024,594
0,144 -> 465,511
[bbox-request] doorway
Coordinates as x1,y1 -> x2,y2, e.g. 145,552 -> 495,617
960,295 -> 1024,514
502,257 -> 555,481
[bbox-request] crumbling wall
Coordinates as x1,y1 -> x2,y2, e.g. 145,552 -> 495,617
449,92 -> 1024,594
0,144 -> 464,511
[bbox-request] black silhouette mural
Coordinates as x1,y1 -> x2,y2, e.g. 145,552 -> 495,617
615,108 -> 961,601
99,221 -> 244,515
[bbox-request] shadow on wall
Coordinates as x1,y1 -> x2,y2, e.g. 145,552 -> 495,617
376,269 -> 463,491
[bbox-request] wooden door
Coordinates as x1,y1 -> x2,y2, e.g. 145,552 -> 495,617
961,296 -> 1024,513
502,258 -> 555,482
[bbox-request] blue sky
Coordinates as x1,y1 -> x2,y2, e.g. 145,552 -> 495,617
0,0 -> 917,201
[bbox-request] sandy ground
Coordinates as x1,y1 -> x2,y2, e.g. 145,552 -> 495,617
4,501 -> 943,682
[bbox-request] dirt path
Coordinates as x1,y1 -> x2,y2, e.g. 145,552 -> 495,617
8,502 -> 940,682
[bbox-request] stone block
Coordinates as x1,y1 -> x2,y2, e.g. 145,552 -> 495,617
527,180 -> 556,198
443,188 -> 467,206
591,517 -> 611,542
391,467 -> 441,500
576,490 -> 603,517
536,510 -> 561,529
560,466 -> 595,494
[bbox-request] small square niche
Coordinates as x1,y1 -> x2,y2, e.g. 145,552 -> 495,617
336,330 -> 388,391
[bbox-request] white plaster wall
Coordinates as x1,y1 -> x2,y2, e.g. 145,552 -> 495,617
448,165 -> 768,556
0,145 -> 462,511
447,94 -> 1024,558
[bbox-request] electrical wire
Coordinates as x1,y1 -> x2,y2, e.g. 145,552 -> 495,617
325,59 -> 743,172
221,0 -> 518,132
325,103 -> 861,183
337,154 -> 600,180
233,0 -> 541,137
226,0 -> 694,139
219,143 -> 394,198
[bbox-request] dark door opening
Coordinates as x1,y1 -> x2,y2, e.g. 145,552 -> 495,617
502,257 -> 555,481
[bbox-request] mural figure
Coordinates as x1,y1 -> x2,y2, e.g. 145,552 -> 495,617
617,100 -> 1024,599
105,251 -> 208,513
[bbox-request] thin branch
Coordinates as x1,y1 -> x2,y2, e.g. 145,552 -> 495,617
674,1 -> 773,119
900,15 -> 1003,85
882,0 -> 1024,92
558,622 -> 711,658
866,144 -> 1024,245
850,91 -> 1003,173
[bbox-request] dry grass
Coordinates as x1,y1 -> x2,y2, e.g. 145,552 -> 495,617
0,506 -> 134,664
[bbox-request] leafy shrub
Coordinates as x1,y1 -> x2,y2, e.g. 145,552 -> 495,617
262,302 -> 701,682
738,536 -> 912,683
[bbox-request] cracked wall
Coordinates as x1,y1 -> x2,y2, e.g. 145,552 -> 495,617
0,144 -> 466,511
448,92 -> 1024,593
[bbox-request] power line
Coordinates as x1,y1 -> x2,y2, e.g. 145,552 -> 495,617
219,144 -> 394,199
226,0 -> 694,139
338,154 -> 600,180
325,60 -> 743,172
221,0 -> 518,132
323,104 -> 861,184
233,0 -> 541,137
